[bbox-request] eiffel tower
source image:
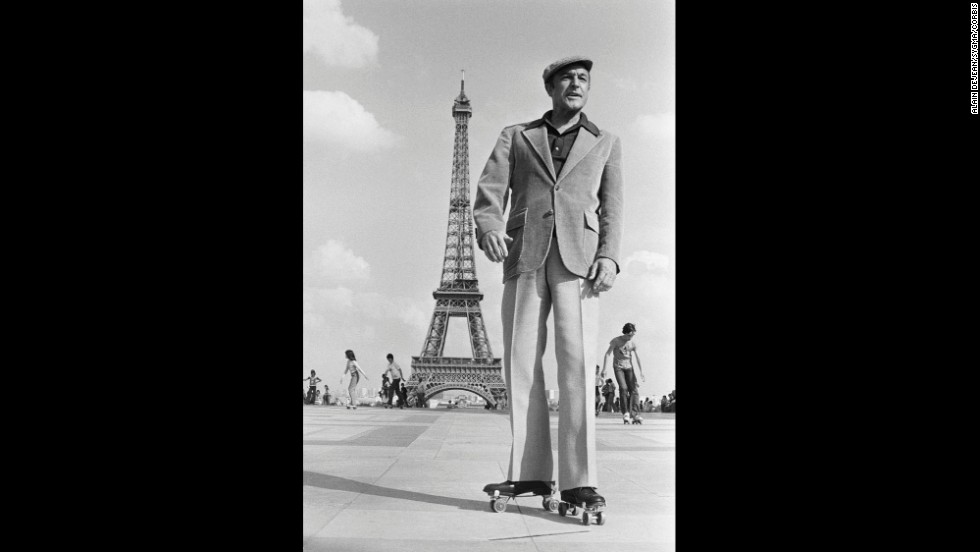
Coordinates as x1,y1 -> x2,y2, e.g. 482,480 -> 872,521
407,74 -> 506,408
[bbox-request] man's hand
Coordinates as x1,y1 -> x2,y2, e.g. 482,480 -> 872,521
481,230 -> 514,263
587,257 -> 618,293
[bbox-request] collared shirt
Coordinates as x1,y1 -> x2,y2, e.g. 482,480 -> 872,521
532,111 -> 600,177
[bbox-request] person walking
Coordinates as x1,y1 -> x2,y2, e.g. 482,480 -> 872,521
594,365 -> 605,416
302,370 -> 322,405
601,378 -> 615,412
414,372 -> 431,408
340,350 -> 369,409
383,354 -> 408,409
381,374 -> 391,408
474,55 -> 624,511
601,323 -> 645,424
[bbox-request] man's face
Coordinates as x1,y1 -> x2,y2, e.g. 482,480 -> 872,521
547,63 -> 590,113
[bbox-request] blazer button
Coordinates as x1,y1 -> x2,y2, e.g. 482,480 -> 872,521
555,185 -> 561,191
543,210 -> 554,218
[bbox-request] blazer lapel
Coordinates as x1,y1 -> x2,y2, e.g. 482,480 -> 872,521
557,128 -> 599,183
521,125 -> 557,182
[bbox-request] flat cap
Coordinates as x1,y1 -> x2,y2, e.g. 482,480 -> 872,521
542,55 -> 593,84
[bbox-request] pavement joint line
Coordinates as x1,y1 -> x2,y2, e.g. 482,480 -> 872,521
488,530 -> 591,541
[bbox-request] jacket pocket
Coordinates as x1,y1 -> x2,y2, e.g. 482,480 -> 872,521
506,207 -> 528,231
504,207 -> 528,270
583,211 -> 600,260
584,211 -> 599,233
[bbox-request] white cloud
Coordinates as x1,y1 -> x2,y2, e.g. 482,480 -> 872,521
311,240 -> 371,281
304,90 -> 399,151
303,0 -> 379,68
634,112 -> 675,140
624,250 -> 670,274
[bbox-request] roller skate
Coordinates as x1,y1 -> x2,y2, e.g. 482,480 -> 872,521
632,414 -> 643,425
557,487 -> 607,525
623,413 -> 632,424
483,480 -> 558,514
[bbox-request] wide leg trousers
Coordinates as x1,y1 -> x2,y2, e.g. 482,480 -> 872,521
501,240 -> 600,491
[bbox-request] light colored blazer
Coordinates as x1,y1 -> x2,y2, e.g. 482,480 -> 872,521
473,114 -> 624,283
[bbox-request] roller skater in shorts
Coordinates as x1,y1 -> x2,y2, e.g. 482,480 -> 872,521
602,323 -> 645,425
302,370 -> 322,405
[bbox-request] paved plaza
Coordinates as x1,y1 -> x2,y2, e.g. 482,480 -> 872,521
303,405 -> 675,551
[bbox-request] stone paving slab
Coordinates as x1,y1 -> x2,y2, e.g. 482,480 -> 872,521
303,406 -> 675,552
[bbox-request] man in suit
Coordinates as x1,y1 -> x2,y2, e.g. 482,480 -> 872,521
475,56 -> 623,509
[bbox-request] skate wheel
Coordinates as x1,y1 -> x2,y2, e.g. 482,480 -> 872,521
558,503 -> 567,517
547,498 -> 559,513
597,512 -> 605,525
492,498 -> 507,513
582,511 -> 592,525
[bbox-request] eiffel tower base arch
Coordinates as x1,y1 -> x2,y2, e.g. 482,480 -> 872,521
407,356 -> 506,408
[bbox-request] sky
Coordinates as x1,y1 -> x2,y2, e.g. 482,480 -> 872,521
303,0 -> 675,401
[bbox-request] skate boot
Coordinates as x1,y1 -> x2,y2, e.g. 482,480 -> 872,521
632,413 -> 643,424
483,480 -> 558,513
623,412 -> 632,424
558,487 -> 607,525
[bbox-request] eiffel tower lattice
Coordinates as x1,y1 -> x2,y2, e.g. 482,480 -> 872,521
407,74 -> 506,408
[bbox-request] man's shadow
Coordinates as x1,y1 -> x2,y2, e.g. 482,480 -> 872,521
303,471 -> 554,519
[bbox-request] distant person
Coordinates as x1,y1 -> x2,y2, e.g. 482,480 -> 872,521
415,373 -> 431,408
302,370 -> 322,405
594,365 -> 605,416
315,389 -> 322,405
323,384 -> 331,406
666,390 -> 675,412
383,354 -> 408,410
340,350 -> 369,409
381,374 -> 391,408
660,394 -> 669,413
602,323 -> 645,424
602,379 -> 615,412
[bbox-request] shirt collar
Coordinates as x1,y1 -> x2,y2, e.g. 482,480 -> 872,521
529,111 -> 600,136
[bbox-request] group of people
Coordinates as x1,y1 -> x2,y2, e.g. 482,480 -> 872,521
596,383 -> 676,415
303,351 -> 434,409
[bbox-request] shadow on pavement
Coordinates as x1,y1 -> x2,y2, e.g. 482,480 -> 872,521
302,471 -> 554,518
